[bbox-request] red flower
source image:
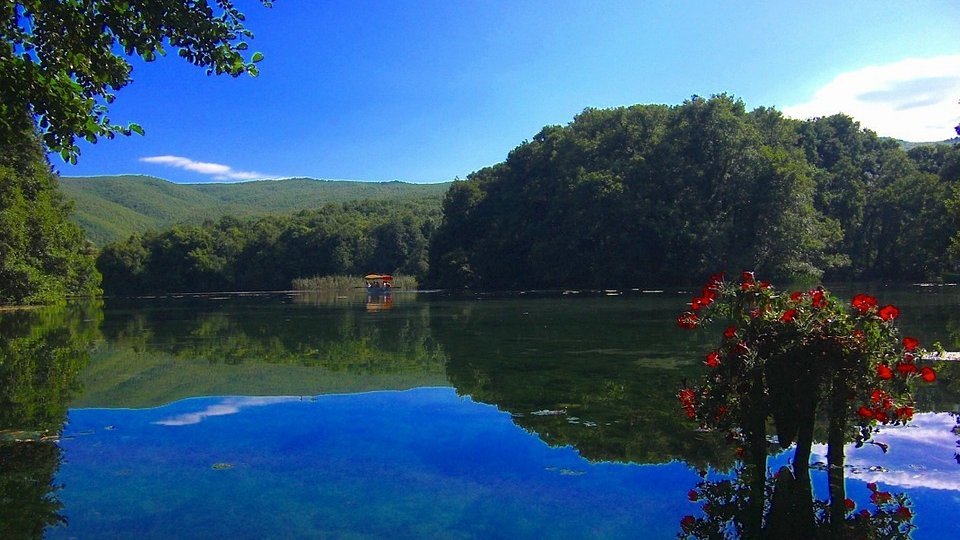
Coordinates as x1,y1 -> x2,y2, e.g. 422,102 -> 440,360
759,281 -> 771,290
704,351 -> 720,368
844,498 -> 856,511
851,293 -> 878,313
878,304 -> 900,321
741,271 -> 755,283
857,406 -> 874,419
811,289 -> 827,308
896,362 -> 917,376
680,515 -> 696,530
723,326 -> 737,339
866,482 -> 878,492
853,329 -> 865,342
736,447 -> 744,458
687,489 -> 699,501
707,272 -> 725,287
780,309 -> 797,322
732,341 -> 749,356
871,490 -> 892,504
902,336 -> 919,351
876,364 -> 893,380
895,506 -> 912,520
678,388 -> 696,406
875,410 -> 888,423
858,510 -> 871,520
921,366 -> 937,382
789,291 -> 803,302
895,406 -> 914,420
677,312 -> 699,329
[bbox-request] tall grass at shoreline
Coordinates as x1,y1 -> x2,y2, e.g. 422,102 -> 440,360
291,275 -> 419,291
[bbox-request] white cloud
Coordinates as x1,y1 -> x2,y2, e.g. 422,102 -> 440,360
140,155 -> 271,181
811,412 -> 960,492
153,396 -> 300,426
782,55 -> 960,142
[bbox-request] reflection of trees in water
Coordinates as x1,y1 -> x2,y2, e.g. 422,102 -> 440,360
0,442 -> 66,539
99,296 -> 446,374
433,296 -> 735,468
0,303 -> 101,539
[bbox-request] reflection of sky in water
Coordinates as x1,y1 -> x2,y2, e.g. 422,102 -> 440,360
53,389 -> 960,539
813,413 -> 960,491
152,396 -> 301,426
807,412 -> 960,539
54,388 -> 698,539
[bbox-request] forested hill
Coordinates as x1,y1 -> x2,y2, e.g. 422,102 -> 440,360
428,95 -> 960,289
59,175 -> 451,245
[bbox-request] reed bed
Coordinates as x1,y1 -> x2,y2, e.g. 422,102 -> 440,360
291,274 -> 419,291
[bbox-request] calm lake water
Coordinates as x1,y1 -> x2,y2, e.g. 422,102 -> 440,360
2,286 -> 959,538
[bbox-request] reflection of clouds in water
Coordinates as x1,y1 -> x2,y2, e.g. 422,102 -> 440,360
812,413 -> 960,491
153,396 -> 301,426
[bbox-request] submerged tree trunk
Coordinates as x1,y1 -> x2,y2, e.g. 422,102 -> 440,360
827,375 -> 849,537
742,370 -> 768,537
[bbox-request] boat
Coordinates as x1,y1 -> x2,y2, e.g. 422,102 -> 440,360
363,274 -> 394,293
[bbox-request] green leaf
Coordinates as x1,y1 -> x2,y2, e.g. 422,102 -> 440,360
129,123 -> 145,136
251,52 -> 264,63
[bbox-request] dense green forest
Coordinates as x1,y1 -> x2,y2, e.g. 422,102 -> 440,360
60,175 -> 450,246
9,95 -> 960,300
428,95 -> 960,289
96,200 -> 440,295
0,120 -> 101,305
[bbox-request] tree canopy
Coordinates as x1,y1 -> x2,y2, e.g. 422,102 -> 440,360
0,0 -> 271,160
428,95 -> 960,289
0,117 -> 100,305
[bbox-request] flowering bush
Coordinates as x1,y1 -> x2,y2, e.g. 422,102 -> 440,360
676,272 -> 938,447
675,272 -> 938,538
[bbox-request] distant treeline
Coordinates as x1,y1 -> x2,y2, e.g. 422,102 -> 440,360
428,95 -> 960,289
96,200 -> 438,295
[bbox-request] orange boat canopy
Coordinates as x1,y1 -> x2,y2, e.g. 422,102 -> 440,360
364,274 -> 394,282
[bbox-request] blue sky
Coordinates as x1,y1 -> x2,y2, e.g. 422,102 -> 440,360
60,0 -> 960,184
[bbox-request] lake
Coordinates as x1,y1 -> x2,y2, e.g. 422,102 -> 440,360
1,286 -> 958,538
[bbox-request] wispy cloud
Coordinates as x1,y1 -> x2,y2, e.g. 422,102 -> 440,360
782,55 -> 960,142
153,396 -> 300,426
140,155 -> 270,181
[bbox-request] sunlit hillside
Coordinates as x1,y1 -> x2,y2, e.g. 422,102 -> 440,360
59,175 -> 451,245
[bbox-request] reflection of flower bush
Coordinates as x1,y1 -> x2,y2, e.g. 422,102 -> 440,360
676,272 -> 937,449
678,469 -> 915,539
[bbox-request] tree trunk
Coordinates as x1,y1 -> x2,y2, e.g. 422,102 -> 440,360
827,375 -> 849,537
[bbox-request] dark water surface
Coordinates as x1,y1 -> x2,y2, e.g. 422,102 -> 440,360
2,287 -> 959,538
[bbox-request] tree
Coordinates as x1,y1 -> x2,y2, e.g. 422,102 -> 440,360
1,0 -> 272,160
0,118 -> 100,305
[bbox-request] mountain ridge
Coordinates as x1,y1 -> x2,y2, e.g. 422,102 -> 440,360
59,174 -> 451,246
